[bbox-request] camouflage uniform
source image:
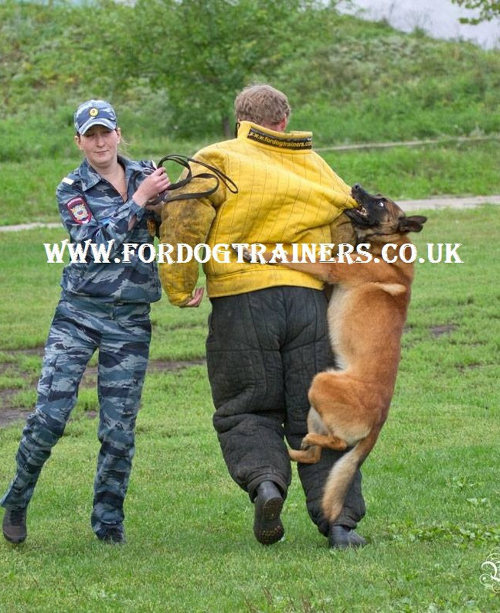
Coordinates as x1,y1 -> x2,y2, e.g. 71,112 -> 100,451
1,156 -> 161,536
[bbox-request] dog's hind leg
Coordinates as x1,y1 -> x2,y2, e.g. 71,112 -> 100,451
288,431 -> 347,463
289,445 -> 321,464
304,406 -> 348,449
302,432 -> 348,451
288,406 -> 342,463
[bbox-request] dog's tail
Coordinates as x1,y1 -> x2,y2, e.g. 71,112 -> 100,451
321,426 -> 381,523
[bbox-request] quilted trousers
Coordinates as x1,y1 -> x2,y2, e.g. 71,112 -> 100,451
206,286 -> 365,536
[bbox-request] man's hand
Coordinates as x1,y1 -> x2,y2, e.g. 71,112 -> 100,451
181,287 -> 204,308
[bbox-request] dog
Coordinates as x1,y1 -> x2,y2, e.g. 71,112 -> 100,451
243,184 -> 427,524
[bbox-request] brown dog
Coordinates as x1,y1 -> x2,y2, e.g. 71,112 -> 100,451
245,185 -> 427,524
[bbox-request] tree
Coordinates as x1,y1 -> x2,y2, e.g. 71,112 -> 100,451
451,0 -> 500,23
130,0 -> 336,138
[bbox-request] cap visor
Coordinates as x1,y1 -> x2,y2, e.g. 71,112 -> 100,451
78,118 -> 117,135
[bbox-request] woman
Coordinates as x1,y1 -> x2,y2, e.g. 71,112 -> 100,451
1,99 -> 170,544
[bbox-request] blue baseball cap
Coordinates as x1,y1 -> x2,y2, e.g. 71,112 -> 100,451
74,99 -> 117,135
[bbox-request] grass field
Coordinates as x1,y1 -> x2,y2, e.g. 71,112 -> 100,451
0,206 -> 498,612
1,2 -> 499,609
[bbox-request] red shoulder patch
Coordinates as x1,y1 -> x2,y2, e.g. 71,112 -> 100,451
66,196 -> 92,224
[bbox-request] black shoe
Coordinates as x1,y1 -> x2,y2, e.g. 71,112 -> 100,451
2,507 -> 27,544
329,524 -> 367,549
253,481 -> 284,545
96,524 -> 126,544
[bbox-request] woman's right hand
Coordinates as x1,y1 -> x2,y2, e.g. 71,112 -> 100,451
133,167 -> 171,206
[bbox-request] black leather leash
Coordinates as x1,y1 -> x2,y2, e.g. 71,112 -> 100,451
156,154 -> 238,203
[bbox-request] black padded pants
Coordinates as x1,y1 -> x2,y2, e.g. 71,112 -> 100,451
207,286 -> 365,536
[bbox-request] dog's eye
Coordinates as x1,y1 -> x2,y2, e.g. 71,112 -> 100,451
378,202 -> 385,208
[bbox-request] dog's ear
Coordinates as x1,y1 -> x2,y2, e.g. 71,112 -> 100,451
398,215 -> 427,233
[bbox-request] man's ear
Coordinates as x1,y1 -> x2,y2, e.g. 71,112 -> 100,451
398,215 -> 427,233
278,115 -> 289,132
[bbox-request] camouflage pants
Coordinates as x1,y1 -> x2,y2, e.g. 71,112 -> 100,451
0,295 -> 151,535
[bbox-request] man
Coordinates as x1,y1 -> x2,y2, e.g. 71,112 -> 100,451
159,84 -> 366,548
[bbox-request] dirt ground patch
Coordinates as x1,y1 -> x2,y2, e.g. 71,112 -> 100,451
0,352 -> 205,429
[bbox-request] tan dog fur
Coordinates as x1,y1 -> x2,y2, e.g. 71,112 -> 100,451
251,185 -> 427,524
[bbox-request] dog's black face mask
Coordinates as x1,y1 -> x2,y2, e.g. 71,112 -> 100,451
347,184 -> 427,236
346,184 -> 390,228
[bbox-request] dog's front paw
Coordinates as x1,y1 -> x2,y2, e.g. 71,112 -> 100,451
231,244 -> 252,263
240,247 -> 252,263
300,436 -> 313,451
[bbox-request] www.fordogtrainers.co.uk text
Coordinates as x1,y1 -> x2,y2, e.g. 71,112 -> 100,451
43,240 -> 464,265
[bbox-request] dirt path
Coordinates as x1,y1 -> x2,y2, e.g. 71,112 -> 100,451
0,222 -> 61,233
398,194 -> 500,211
1,194 -> 500,233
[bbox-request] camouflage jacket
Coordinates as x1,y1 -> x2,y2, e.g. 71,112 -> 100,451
56,156 -> 161,304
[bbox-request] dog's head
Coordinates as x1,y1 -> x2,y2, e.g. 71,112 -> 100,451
346,184 -> 427,240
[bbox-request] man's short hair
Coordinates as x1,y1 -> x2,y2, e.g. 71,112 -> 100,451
234,84 -> 291,126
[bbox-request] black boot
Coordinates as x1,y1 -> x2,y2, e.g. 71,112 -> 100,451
329,524 -> 367,549
253,481 -> 284,545
2,507 -> 27,544
96,523 -> 126,545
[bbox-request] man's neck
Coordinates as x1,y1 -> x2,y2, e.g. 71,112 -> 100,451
258,117 -> 288,133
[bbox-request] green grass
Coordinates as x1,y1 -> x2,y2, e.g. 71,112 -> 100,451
323,140 -> 500,200
0,228 -> 210,354
0,207 -> 499,611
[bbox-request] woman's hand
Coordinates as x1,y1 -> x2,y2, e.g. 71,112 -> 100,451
133,167 -> 171,206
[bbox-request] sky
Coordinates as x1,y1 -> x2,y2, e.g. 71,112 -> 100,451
337,0 -> 500,49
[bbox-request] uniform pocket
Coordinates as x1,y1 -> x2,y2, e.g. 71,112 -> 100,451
36,353 -> 58,403
116,304 -> 152,340
63,262 -> 87,293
